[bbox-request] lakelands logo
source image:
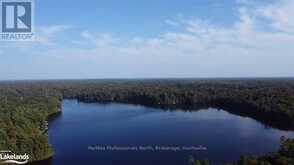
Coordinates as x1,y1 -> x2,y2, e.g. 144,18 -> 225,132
0,0 -> 34,41
0,150 -> 29,164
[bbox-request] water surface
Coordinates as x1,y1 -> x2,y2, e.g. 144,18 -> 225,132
47,100 -> 294,165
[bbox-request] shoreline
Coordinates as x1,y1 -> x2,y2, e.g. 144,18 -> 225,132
36,99 -> 294,165
30,107 -> 63,164
74,99 -> 294,131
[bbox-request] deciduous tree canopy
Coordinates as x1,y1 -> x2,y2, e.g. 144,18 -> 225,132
0,78 -> 293,163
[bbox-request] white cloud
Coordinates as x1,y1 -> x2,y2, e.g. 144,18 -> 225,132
165,19 -> 179,27
35,25 -> 72,44
1,0 -> 294,79
38,25 -> 72,36
0,25 -> 72,59
61,0 -> 294,77
257,0 -> 294,33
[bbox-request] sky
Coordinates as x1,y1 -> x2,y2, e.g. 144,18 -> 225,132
0,0 -> 294,80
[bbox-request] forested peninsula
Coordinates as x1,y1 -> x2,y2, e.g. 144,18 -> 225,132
0,78 -> 294,164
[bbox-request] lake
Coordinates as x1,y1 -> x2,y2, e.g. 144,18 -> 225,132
45,100 -> 294,165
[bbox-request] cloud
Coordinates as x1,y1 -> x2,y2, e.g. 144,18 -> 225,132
38,25 -> 72,36
165,19 -> 179,27
1,0 -> 294,79
256,0 -> 294,33
35,25 -> 72,44
63,0 -> 294,77
0,24 -> 72,60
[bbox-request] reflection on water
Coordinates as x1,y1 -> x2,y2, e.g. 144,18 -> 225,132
42,100 -> 294,165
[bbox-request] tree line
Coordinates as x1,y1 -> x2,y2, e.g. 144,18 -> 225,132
0,78 -> 293,163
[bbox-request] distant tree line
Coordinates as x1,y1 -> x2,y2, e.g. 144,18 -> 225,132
0,78 -> 294,163
55,79 -> 294,129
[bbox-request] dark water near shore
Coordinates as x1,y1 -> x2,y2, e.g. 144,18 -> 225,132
45,100 -> 294,165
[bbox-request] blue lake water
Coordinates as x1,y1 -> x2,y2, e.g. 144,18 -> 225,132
46,100 -> 294,165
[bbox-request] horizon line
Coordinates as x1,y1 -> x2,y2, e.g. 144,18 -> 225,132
1,76 -> 294,82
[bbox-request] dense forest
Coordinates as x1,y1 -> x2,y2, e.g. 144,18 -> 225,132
0,78 -> 294,163
48,78 -> 294,129
0,92 -> 61,162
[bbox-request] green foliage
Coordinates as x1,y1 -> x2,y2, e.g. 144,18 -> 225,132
189,157 -> 210,165
54,79 -> 294,129
0,91 -> 60,162
0,79 -> 294,163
